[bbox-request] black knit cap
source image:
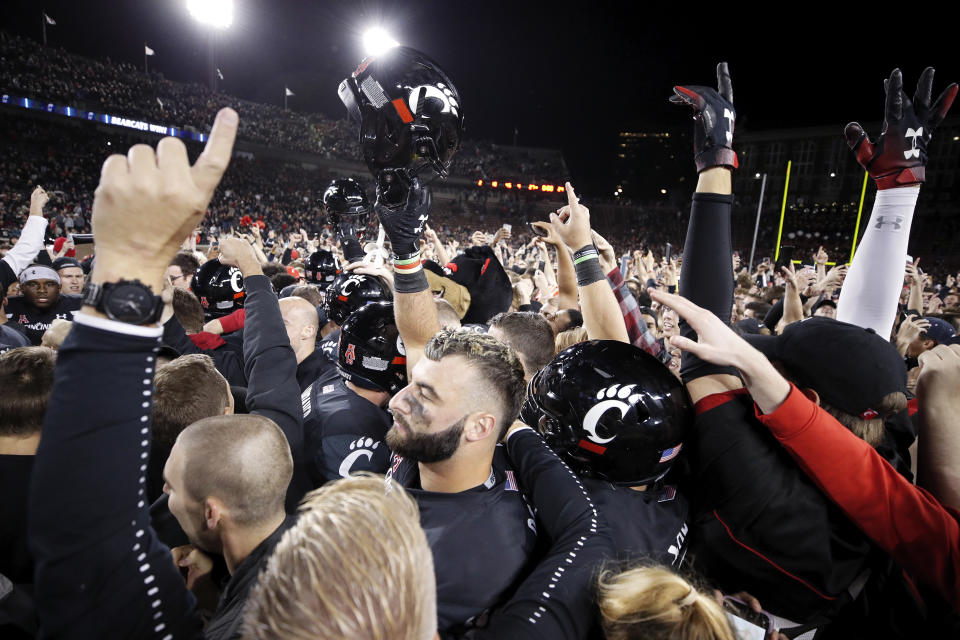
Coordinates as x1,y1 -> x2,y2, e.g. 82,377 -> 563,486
743,317 -> 907,418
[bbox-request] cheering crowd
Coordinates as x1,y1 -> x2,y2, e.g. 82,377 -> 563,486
2,38 -> 960,640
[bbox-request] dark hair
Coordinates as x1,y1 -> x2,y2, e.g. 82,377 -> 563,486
0,347 -> 56,436
290,285 -> 323,308
424,330 -> 526,439
271,273 -> 298,295
638,306 -> 659,331
152,354 -> 231,446
745,301 -> 772,317
173,287 -> 205,334
169,252 -> 200,277
262,263 -> 285,278
565,309 -> 584,329
761,286 -> 784,305
489,312 -> 556,375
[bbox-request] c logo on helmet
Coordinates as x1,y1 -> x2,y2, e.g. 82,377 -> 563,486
340,275 -> 364,296
344,343 -> 356,365
408,84 -> 459,118
228,268 -> 243,293
581,384 -> 642,445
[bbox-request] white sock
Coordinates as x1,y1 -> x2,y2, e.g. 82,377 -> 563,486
837,186 -> 919,337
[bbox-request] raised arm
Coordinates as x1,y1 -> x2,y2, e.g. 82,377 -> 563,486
549,183 -> 629,343
532,221 -> 577,310
376,180 -> 440,377
29,108 -> 238,638
652,288 -> 960,610
917,345 -> 960,512
836,67 -> 956,335
219,237 -> 309,509
669,62 -> 741,402
1,186 -> 50,291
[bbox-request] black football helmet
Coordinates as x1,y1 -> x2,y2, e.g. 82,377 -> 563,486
323,178 -> 370,228
338,46 -> 463,188
338,301 -> 407,395
522,340 -> 694,486
305,249 -> 340,285
323,272 -> 393,326
323,178 -> 370,263
193,259 -> 245,320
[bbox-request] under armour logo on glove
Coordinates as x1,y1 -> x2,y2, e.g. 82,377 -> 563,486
904,127 -> 923,159
670,62 -> 739,173
844,67 -> 956,190
874,215 -> 904,231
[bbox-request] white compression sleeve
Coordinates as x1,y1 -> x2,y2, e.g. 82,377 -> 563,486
836,186 -> 920,337
1,215 -> 48,275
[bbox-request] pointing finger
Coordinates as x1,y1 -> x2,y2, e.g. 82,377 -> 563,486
885,69 -> 903,123
565,182 -> 578,207
192,107 -> 239,198
914,66 -> 935,110
717,62 -> 733,103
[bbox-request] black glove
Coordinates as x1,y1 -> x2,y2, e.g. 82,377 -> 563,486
334,220 -> 365,263
670,62 -> 738,173
375,170 -> 431,257
844,67 -> 957,190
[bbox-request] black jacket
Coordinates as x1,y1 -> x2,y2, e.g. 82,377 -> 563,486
29,274 -> 305,639
203,515 -> 296,640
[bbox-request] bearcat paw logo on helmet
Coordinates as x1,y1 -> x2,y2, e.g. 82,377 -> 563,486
580,384 -> 644,448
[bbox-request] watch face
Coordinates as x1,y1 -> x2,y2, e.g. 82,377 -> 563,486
105,282 -> 158,324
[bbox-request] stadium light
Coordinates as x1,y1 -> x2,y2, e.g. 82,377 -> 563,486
363,27 -> 399,56
187,0 -> 234,29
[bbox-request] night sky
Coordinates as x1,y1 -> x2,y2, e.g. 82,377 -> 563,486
3,1 -> 957,192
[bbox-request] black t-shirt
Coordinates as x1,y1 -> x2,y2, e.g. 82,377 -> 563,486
4,294 -> 82,345
318,328 -> 340,363
585,478 -> 689,568
300,368 -> 392,487
388,447 -> 539,636
0,454 -> 35,585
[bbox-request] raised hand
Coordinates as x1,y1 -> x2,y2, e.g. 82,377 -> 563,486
90,108 -> 238,291
844,67 -> 957,190
670,62 -> 738,172
375,177 -> 431,257
30,185 -> 50,215
548,182 -> 593,250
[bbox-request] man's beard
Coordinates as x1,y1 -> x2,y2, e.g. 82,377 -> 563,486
386,414 -> 467,464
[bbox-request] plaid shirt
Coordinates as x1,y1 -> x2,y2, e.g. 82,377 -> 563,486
607,267 -> 663,359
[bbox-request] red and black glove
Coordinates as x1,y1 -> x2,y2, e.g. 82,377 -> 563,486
844,67 -> 957,190
670,62 -> 738,173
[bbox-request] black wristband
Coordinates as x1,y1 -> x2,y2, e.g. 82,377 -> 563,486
575,256 -> 605,287
573,244 -> 598,261
393,269 -> 430,294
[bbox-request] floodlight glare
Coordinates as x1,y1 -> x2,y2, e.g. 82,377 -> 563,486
363,27 -> 399,56
187,0 -> 234,29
